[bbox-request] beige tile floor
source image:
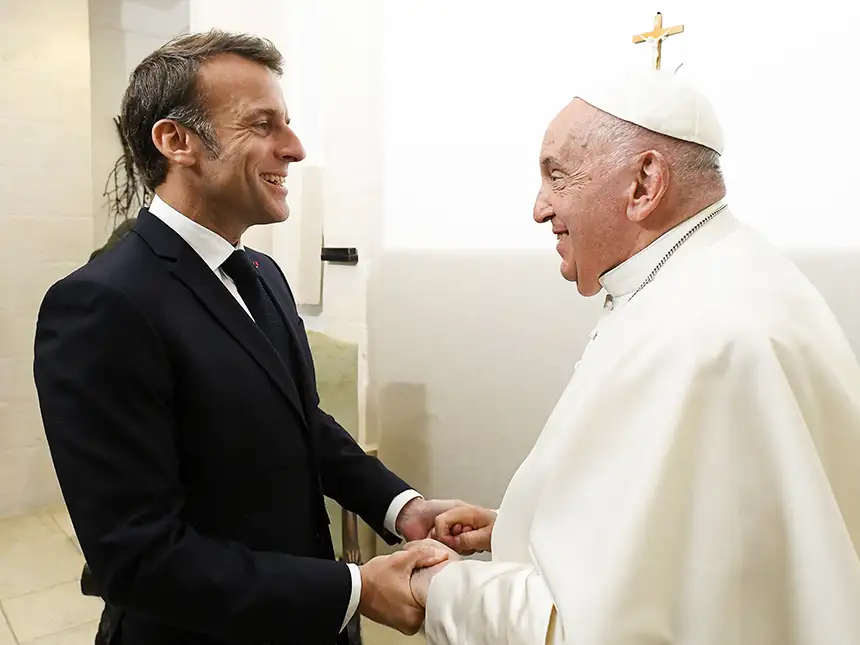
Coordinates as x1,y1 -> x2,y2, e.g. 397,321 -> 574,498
0,508 -> 100,645
0,508 -> 422,645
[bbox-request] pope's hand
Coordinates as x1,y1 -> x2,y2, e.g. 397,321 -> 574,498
404,539 -> 461,607
395,498 -> 474,542
358,546 -> 449,634
432,504 -> 497,555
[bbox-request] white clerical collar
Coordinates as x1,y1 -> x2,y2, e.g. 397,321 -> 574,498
147,194 -> 244,270
599,199 -> 727,298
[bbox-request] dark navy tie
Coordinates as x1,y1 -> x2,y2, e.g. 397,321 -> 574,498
221,250 -> 293,367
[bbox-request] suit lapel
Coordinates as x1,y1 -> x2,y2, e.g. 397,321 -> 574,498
254,272 -> 325,485
133,209 -> 308,426
258,278 -> 316,410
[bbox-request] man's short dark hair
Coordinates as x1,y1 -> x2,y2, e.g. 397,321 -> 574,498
120,29 -> 284,191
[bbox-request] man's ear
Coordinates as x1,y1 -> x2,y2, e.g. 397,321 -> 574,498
625,149 -> 668,223
151,119 -> 197,168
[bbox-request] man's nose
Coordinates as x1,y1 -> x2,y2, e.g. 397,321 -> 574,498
278,127 -> 306,163
533,191 -> 553,224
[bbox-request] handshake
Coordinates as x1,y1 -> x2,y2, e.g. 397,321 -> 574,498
356,499 -> 497,635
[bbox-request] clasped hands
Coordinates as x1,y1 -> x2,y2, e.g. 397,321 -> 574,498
357,499 -> 497,634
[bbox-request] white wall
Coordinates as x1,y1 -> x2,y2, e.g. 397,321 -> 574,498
300,0 -> 386,445
190,0 -> 387,446
0,0 -> 94,517
0,0 -> 190,518
382,0 -> 860,250
89,0 -> 190,247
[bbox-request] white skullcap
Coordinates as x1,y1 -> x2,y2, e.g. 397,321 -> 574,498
574,67 -> 725,154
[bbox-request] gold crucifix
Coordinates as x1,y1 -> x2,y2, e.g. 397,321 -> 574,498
632,12 -> 684,70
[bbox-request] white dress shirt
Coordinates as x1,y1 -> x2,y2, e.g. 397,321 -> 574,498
148,195 -> 422,631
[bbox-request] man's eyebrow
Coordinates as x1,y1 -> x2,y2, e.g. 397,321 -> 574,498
540,154 -> 561,168
244,107 -> 290,125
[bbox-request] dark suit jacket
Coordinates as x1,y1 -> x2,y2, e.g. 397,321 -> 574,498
33,208 -> 411,644
89,217 -> 137,262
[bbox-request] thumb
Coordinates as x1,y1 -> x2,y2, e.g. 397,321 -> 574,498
452,528 -> 486,553
435,507 -> 479,540
398,545 -> 449,571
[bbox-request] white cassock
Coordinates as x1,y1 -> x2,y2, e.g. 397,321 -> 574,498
424,201 -> 860,645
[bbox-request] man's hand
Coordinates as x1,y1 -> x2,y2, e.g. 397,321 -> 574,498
358,546 -> 449,634
432,504 -> 497,555
405,539 -> 461,607
395,498 -> 474,542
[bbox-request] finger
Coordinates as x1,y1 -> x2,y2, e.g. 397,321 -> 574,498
434,513 -> 460,540
434,507 -> 484,540
412,549 -> 449,569
398,545 -> 449,570
403,538 -> 436,552
452,528 -> 488,554
436,535 -> 457,550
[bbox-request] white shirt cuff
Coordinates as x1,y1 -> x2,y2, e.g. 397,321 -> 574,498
340,562 -> 362,631
384,489 -> 423,538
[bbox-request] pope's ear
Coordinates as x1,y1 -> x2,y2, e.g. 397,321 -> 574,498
151,119 -> 198,168
626,149 -> 668,223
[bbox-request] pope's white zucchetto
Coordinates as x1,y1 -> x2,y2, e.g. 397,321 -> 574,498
574,66 -> 725,155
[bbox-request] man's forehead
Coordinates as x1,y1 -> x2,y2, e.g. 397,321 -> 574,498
540,120 -> 571,162
198,54 -> 287,115
540,99 -> 592,160
219,96 -> 289,125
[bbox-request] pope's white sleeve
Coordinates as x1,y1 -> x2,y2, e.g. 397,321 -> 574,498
424,560 -> 556,645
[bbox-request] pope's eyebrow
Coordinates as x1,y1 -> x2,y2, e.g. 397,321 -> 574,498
540,154 -> 560,168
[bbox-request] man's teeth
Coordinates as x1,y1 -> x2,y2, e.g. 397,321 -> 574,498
556,232 -> 568,241
261,174 -> 285,186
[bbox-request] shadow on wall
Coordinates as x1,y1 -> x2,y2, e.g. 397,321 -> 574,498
374,382 -> 429,556
305,330 -> 360,559
791,248 -> 860,356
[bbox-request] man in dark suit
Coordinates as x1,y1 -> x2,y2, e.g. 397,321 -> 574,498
33,30 -> 459,645
89,217 -> 137,262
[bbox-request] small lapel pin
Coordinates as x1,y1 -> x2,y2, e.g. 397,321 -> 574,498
253,260 -> 260,269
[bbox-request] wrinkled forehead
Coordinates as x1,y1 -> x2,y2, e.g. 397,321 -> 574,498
540,98 -> 595,164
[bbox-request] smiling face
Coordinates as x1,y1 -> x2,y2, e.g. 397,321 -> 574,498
185,53 -> 305,238
533,100 -> 618,294
533,99 -> 670,296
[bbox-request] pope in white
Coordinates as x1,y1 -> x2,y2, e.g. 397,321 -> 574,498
406,69 -> 860,644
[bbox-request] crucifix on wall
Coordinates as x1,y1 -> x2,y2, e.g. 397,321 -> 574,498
632,12 -> 684,70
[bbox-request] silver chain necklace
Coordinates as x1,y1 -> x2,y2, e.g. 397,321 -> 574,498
625,203 -> 727,305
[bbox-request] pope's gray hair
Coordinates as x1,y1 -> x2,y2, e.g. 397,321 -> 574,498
587,111 -> 725,189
